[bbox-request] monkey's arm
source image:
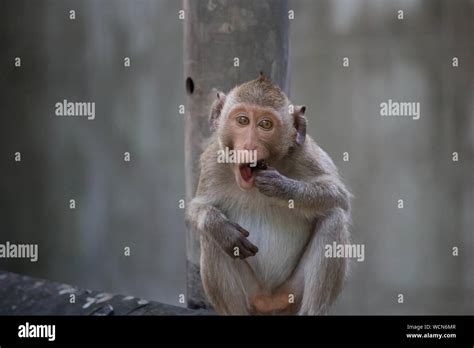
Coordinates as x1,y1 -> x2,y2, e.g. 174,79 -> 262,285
186,197 -> 258,259
254,140 -> 350,213
255,169 -> 350,213
186,139 -> 258,259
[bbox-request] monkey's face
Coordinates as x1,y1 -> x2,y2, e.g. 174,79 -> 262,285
220,104 -> 292,190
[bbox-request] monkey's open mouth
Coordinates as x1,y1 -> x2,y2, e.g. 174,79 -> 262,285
238,159 -> 267,182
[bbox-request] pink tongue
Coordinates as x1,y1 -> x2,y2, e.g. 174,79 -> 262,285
240,166 -> 252,182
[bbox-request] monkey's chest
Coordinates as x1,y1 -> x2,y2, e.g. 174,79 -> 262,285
227,205 -> 312,290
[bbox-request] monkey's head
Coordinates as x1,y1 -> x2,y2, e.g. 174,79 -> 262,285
210,74 -> 307,190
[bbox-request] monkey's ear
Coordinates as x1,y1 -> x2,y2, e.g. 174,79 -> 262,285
292,105 -> 307,146
209,91 -> 226,132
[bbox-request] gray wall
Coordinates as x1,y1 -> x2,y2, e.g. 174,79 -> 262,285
290,0 -> 473,314
0,0 -> 472,314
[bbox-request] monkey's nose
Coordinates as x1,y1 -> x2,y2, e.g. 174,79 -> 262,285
243,144 -> 258,151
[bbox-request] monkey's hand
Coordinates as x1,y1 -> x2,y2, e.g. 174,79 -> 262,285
254,168 -> 294,199
187,201 -> 259,259
218,220 -> 259,260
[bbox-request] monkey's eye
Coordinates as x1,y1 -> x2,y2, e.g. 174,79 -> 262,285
236,115 -> 250,126
258,119 -> 273,130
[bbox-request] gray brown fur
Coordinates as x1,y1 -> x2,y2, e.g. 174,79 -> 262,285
186,76 -> 351,315
232,74 -> 287,110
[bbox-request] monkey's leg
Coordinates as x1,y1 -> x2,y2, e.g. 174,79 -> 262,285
291,207 -> 350,315
200,235 -> 262,315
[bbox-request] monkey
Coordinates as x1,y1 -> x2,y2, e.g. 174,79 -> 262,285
186,74 -> 351,315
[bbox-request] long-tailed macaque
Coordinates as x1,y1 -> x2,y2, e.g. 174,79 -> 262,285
186,74 -> 351,315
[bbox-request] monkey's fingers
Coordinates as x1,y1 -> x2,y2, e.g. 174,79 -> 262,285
254,178 -> 277,196
236,244 -> 253,259
235,240 -> 258,259
229,221 -> 250,237
241,238 -> 259,254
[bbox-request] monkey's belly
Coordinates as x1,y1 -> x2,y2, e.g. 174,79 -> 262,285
228,207 -> 312,291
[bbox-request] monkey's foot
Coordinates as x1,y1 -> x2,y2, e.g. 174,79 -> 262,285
250,292 -> 292,314
250,294 -> 273,314
271,292 -> 295,313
